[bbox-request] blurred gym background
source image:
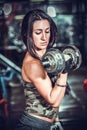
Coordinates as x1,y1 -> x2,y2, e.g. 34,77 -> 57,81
0,0 -> 87,130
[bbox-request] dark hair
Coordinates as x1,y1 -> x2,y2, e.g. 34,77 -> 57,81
21,9 -> 58,59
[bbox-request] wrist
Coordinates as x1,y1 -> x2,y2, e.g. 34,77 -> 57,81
55,82 -> 66,87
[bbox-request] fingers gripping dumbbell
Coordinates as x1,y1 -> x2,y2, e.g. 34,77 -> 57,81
42,45 -> 82,75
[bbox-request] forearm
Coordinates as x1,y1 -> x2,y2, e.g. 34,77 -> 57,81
49,73 -> 68,107
56,73 -> 68,86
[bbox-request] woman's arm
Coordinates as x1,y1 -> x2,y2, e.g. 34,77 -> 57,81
23,60 -> 68,107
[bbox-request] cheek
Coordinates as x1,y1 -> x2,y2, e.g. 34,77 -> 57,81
33,36 -> 39,42
33,35 -> 40,45
47,34 -> 50,41
33,33 -> 39,40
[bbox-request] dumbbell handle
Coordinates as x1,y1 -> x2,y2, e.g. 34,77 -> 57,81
42,58 -> 50,68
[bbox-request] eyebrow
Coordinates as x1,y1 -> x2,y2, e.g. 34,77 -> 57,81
33,27 -> 50,31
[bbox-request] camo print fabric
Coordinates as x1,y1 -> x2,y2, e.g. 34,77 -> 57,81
23,81 -> 59,119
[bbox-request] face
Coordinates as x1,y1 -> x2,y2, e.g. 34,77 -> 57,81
32,19 -> 50,52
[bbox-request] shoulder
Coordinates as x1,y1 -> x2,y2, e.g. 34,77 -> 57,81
22,55 -> 46,81
22,52 -> 41,70
23,57 -> 42,71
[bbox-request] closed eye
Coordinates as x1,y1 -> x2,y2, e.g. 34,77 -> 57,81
35,31 -> 41,35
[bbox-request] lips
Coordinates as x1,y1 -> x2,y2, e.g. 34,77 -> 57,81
41,42 -> 48,46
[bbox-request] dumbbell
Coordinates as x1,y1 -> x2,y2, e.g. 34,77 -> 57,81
42,45 -> 82,75
62,45 -> 82,72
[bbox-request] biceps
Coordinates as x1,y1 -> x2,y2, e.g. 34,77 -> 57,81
33,78 -> 52,101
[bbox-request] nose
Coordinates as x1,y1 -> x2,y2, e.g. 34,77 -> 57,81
41,32 -> 46,41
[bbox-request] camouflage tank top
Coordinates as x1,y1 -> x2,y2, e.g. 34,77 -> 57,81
23,80 -> 59,119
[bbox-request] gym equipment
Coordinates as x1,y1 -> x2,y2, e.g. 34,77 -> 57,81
62,45 -> 82,71
0,54 -> 22,100
0,54 -> 21,74
42,45 -> 82,75
42,48 -> 65,75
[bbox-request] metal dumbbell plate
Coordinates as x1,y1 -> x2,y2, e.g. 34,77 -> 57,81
42,48 -> 65,74
62,45 -> 82,70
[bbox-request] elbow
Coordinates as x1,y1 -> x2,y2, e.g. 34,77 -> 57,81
46,102 -> 59,108
47,96 -> 64,108
51,103 -> 60,108
45,90 -> 65,107
50,101 -> 61,108
47,98 -> 59,107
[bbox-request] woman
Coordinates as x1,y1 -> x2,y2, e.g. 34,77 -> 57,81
15,9 -> 68,130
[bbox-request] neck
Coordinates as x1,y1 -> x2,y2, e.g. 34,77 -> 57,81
36,49 -> 46,58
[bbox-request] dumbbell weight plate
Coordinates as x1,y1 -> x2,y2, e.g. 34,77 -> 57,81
42,48 -> 65,75
62,45 -> 82,70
